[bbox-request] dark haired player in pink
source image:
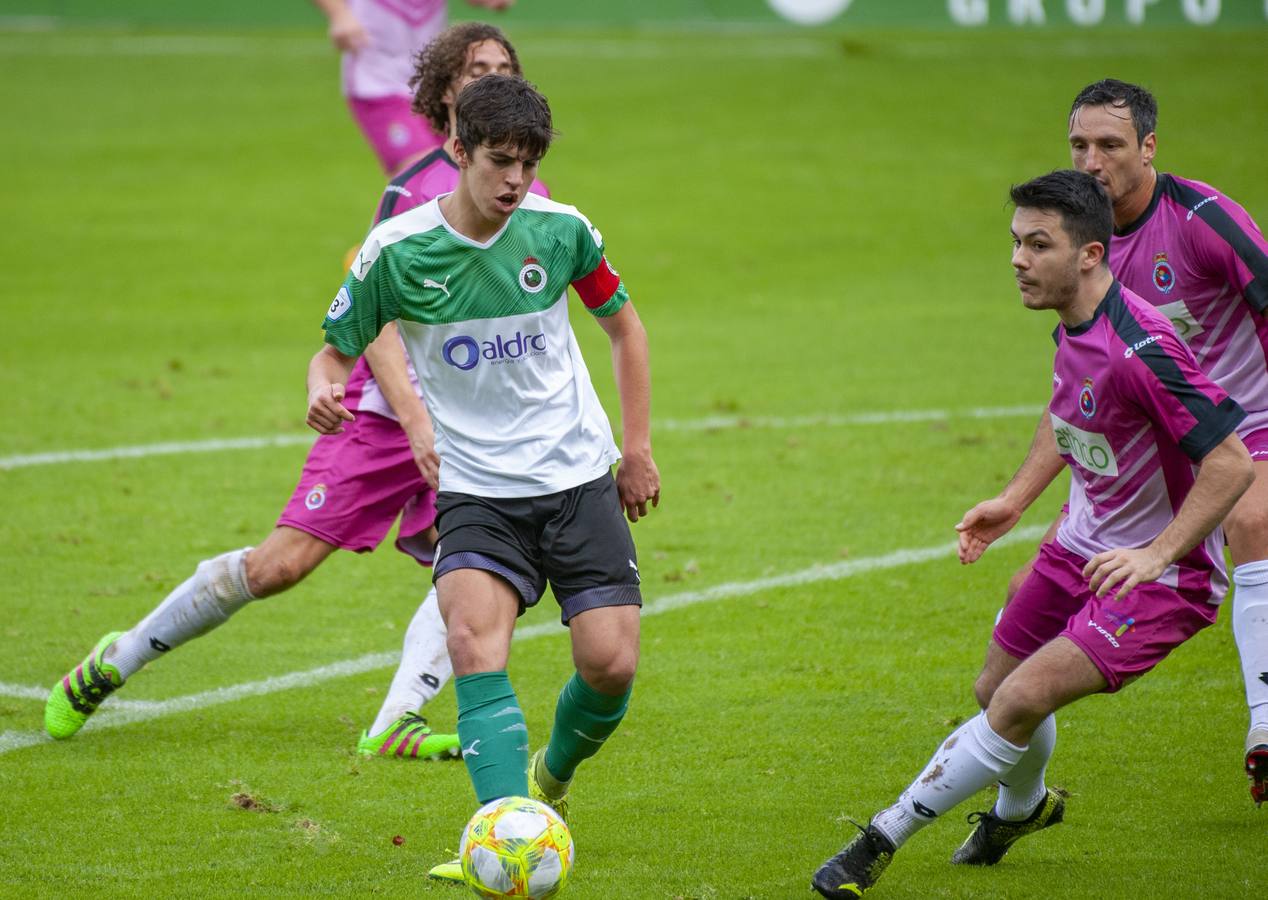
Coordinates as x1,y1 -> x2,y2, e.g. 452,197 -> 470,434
813,170 -> 1252,898
998,79 -> 1268,805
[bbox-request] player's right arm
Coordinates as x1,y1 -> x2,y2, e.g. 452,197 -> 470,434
307,345 -> 357,434
956,412 -> 1065,564
310,233 -> 404,434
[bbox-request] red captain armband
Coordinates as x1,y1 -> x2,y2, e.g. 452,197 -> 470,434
571,256 -> 622,309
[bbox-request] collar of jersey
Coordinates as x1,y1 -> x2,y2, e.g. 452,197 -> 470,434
433,193 -> 514,250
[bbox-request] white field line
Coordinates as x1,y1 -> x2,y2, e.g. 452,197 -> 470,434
0,405 -> 1041,472
0,524 -> 1049,755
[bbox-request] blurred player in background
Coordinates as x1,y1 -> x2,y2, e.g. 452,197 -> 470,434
813,170 -> 1252,898
308,73 -> 658,884
312,0 -> 515,175
997,79 -> 1268,804
44,23 -> 543,766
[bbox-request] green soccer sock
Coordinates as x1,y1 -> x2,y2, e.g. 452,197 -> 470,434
544,672 -> 632,784
455,671 -> 529,804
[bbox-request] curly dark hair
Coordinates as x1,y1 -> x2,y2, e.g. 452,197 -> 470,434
409,23 -> 521,135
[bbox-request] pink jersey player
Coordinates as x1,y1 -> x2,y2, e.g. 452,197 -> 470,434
1002,282 -> 1245,690
1108,173 -> 1268,456
314,0 -> 515,174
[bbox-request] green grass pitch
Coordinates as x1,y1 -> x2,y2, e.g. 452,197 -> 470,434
1,22 -> 1265,899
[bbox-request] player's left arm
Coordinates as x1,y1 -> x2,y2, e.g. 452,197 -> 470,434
1084,328 -> 1251,598
1085,432 -> 1252,598
595,302 -> 660,523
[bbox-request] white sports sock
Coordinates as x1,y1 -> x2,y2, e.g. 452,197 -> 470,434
995,713 -> 1055,820
104,548 -> 255,680
872,712 -> 1025,849
1233,561 -> 1268,731
369,587 -> 452,735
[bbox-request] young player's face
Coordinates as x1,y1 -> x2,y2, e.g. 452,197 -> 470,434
462,142 -> 541,221
1068,104 -> 1155,205
447,40 -> 515,103
1010,208 -> 1082,312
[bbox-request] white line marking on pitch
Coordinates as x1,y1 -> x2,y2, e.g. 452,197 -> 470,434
0,405 -> 1041,471
0,524 -> 1049,755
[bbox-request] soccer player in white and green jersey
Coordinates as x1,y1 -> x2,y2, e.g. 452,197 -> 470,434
308,74 -> 659,872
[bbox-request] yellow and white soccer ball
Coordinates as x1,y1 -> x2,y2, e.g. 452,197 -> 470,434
459,796 -> 574,899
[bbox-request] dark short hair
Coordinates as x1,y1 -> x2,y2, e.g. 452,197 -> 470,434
1010,170 -> 1113,256
454,74 -> 555,160
409,23 -> 522,134
1070,78 -> 1158,144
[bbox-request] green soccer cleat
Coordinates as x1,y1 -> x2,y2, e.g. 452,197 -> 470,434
951,788 -> 1066,865
44,631 -> 126,740
357,713 -> 459,760
528,747 -> 570,823
427,859 -> 464,885
812,822 -> 896,898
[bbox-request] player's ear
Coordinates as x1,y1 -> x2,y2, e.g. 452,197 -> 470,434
452,137 -> 470,168
1140,131 -> 1157,167
1083,240 -> 1107,272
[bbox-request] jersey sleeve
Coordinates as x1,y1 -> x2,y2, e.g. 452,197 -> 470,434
568,212 -> 629,318
321,239 -> 403,358
1121,326 -> 1245,461
1185,191 -> 1268,314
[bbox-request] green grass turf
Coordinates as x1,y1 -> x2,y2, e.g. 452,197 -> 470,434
1,24 -> 1266,899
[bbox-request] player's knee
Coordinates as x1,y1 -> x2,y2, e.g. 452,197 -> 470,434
986,677 -> 1050,739
973,670 -> 1001,710
446,625 -> 506,675
244,549 -> 310,597
577,651 -> 638,696
1226,502 -> 1268,548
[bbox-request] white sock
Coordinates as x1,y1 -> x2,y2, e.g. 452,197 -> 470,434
995,714 -> 1055,820
104,549 -> 255,680
1233,561 -> 1268,731
872,712 -> 1025,849
369,587 -> 452,735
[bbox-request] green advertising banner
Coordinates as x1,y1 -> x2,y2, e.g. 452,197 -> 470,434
1,0 -> 1264,28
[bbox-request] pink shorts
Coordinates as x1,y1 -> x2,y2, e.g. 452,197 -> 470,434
347,94 -> 444,175
995,541 -> 1217,692
278,411 -> 437,565
1242,426 -> 1268,462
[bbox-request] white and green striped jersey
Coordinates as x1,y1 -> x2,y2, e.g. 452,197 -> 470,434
323,192 -> 630,498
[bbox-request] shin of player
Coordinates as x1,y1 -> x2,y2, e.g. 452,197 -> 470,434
812,171 -> 1252,898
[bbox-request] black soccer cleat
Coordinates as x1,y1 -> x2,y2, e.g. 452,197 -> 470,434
1246,727 -> 1268,807
812,822 -> 896,898
950,788 -> 1065,865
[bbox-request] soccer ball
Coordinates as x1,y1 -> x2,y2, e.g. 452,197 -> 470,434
459,796 -> 574,899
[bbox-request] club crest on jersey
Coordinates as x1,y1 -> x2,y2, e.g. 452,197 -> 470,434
305,483 -> 328,510
519,257 -> 547,294
1078,378 -> 1096,419
1152,252 -> 1175,294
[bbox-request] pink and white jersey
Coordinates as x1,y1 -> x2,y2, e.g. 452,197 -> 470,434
341,0 -> 447,99
345,148 -> 549,421
1052,282 -> 1245,604
1109,173 -> 1268,439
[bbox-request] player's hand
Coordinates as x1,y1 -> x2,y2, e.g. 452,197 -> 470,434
466,0 -> 515,10
616,451 -> 660,523
1083,547 -> 1167,601
307,383 -> 355,434
328,10 -> 370,51
402,416 -> 440,491
955,498 -> 1023,564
